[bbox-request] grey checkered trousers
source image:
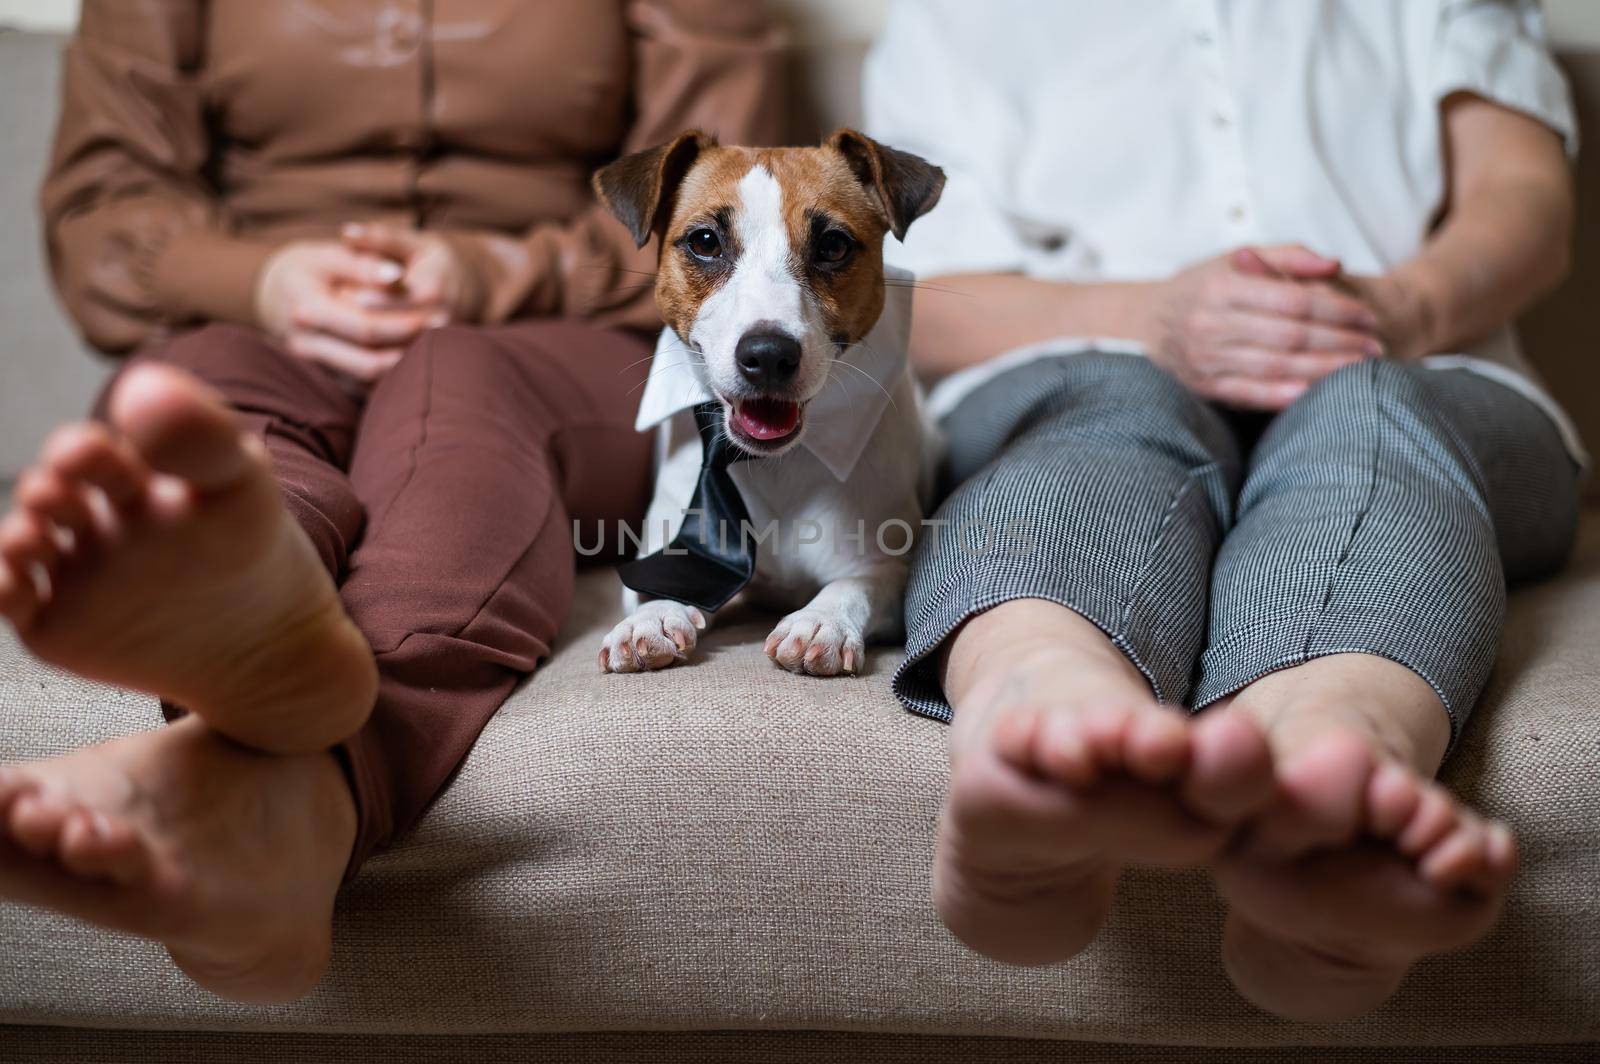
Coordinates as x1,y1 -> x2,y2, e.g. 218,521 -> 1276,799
894,353 -> 1582,747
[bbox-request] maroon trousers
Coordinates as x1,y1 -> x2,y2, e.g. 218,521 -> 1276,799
113,321 -> 653,873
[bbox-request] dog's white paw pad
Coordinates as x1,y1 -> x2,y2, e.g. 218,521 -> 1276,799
764,612 -> 865,677
600,601 -> 706,673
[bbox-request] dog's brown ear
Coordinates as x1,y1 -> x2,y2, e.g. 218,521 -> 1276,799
827,129 -> 946,242
593,130 -> 715,249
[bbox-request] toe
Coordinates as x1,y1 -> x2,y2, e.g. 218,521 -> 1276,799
1417,817 -> 1490,893
7,792 -> 71,858
607,644 -> 640,673
991,706 -> 1047,773
57,809 -> 153,884
1249,731 -> 1374,858
41,423 -> 148,509
1482,822 -> 1518,892
0,557 -> 43,628
800,630 -> 854,676
0,767 -> 37,821
16,468 -> 100,552
1365,761 -> 1422,838
1076,704 -> 1134,771
632,634 -> 679,669
1121,708 -> 1190,785
772,620 -> 820,671
0,511 -> 61,586
1395,783 -> 1459,859
109,365 -> 255,494
663,618 -> 697,654
0,509 -> 58,565
1183,711 -> 1275,824
1031,709 -> 1098,787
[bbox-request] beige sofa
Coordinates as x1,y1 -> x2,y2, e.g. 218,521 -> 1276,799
2,21 -> 1598,1064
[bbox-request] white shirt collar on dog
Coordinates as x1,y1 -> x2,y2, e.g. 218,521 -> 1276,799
634,266 -> 915,482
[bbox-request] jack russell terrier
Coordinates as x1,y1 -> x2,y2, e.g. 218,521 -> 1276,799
591,129 -> 945,676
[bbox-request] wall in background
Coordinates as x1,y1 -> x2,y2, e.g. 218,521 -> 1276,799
0,0 -> 74,30
2,0 -> 1597,46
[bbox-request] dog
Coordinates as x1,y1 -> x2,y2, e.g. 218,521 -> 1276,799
590,129 -> 945,676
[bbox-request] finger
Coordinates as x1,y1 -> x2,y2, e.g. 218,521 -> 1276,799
293,292 -> 442,348
1230,247 -> 1277,278
1210,346 -> 1371,382
1201,375 -> 1310,411
342,222 -> 423,262
1219,312 -> 1385,356
1225,276 -> 1379,330
1233,245 -> 1342,279
402,257 -> 452,306
285,331 -> 403,383
340,285 -> 446,312
313,246 -> 404,290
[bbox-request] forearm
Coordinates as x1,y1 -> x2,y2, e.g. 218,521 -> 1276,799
45,199 -> 279,354
1392,178 -> 1573,356
909,273 -> 1159,376
1390,94 -> 1576,357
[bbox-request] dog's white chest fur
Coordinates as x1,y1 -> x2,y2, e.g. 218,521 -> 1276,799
637,360 -> 932,606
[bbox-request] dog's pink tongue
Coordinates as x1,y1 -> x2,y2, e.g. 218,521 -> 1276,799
734,399 -> 801,441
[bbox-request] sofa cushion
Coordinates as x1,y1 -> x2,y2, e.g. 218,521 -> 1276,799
2,513 -> 1597,1047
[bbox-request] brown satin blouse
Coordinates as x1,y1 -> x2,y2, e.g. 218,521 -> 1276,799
41,0 -> 786,354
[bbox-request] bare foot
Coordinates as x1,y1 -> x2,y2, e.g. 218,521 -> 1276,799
1214,732 -> 1516,1021
932,602 -> 1275,965
0,717 -> 354,1002
0,365 -> 375,752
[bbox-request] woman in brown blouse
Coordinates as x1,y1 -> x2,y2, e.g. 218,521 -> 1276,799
0,0 -> 781,1002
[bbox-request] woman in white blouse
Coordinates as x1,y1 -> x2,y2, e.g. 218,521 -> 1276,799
868,0 -> 1582,1020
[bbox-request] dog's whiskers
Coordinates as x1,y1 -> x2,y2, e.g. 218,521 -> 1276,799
882,278 -> 965,296
829,342 -> 899,411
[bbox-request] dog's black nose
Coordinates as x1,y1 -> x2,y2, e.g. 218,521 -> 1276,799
735,330 -> 801,387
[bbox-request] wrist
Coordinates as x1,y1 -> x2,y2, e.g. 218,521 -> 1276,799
149,230 -> 282,332
1385,263 -> 1449,358
253,246 -> 291,331
436,233 -> 498,324
1101,280 -> 1168,351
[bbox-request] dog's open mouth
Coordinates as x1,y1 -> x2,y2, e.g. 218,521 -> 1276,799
730,397 -> 803,448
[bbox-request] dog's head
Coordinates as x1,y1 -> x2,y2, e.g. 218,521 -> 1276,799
595,130 -> 944,456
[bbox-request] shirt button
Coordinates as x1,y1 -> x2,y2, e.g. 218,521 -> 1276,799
1228,205 -> 1248,223
1195,30 -> 1215,46
1212,112 -> 1232,130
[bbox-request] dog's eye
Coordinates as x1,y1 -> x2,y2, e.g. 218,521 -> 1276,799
814,230 -> 855,266
685,228 -> 723,260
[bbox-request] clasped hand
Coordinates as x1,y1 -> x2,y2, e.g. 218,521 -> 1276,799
254,224 -> 473,383
1150,245 -> 1432,411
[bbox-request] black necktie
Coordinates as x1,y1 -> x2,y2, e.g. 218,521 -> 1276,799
618,401 -> 757,612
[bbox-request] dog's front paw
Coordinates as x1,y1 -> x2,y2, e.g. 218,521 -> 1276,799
599,600 -> 707,673
764,611 -> 865,677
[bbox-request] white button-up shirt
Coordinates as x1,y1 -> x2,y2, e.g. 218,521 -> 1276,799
864,0 -> 1584,462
